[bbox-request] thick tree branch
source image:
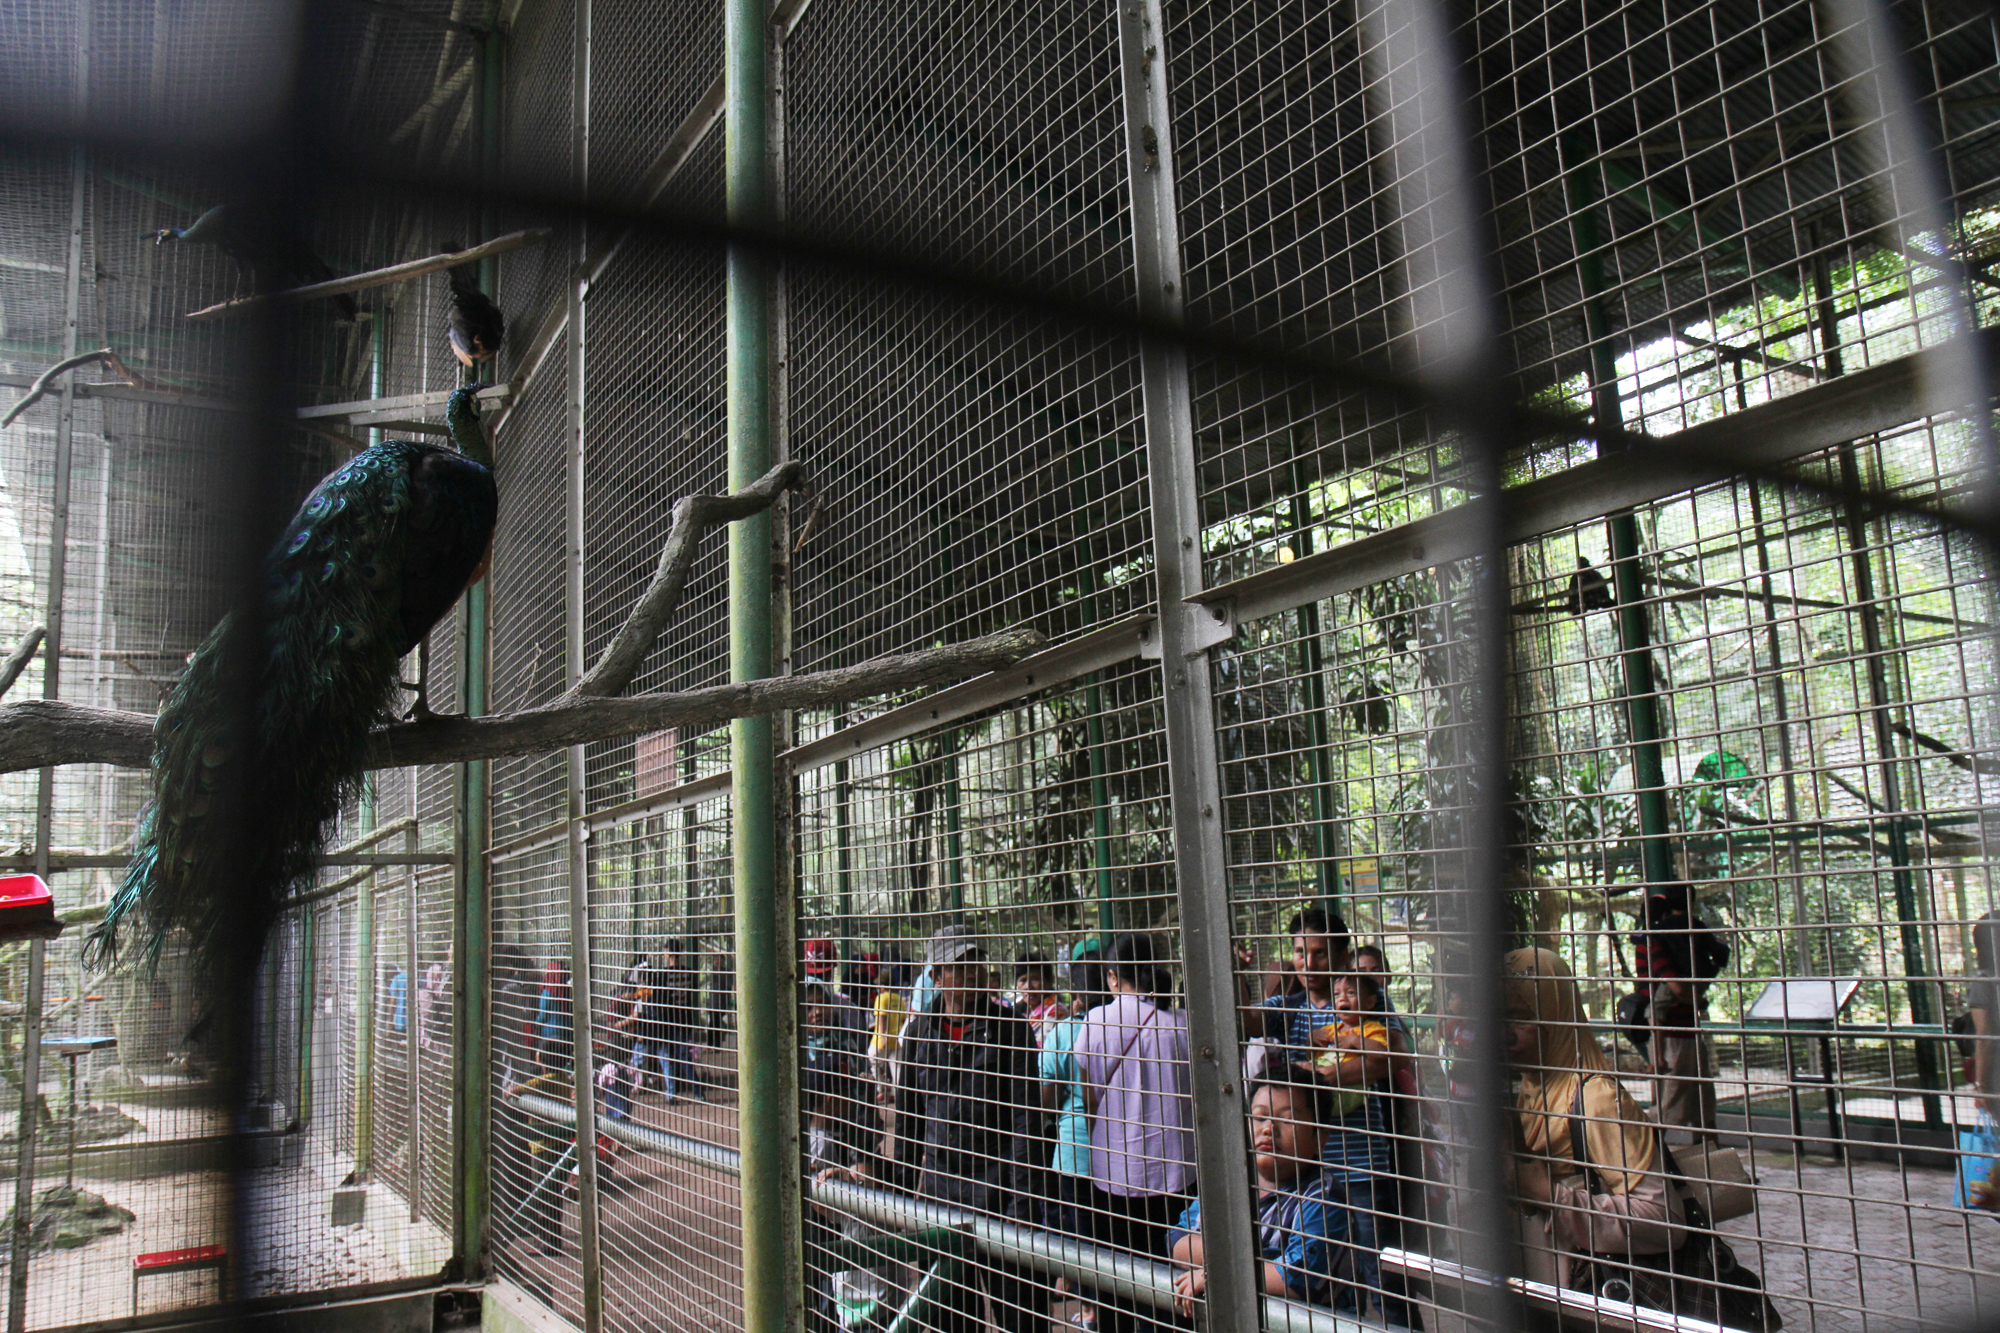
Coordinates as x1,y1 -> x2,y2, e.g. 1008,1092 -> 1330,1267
0,629 -> 1046,776
1,350 -> 114,430
184,229 -> 550,321
0,627 -> 44,700
571,459 -> 809,698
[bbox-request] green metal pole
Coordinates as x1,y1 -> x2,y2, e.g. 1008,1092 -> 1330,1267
1287,472 -> 1342,917
836,739 -> 854,990
355,885 -> 377,1176
297,909 -> 317,1129
727,0 -> 801,1322
1564,146 -> 1675,890
1086,689 -> 1116,938
944,736 -> 965,922
1808,243 -> 1943,1115
455,26 -> 501,1270
1068,429 -> 1117,937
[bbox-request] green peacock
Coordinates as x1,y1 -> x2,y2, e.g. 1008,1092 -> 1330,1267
86,385 -> 499,972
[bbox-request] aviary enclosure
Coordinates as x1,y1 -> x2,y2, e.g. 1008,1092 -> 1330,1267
0,0 -> 1998,1331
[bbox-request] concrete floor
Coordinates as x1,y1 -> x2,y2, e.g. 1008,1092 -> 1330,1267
1717,1151 -> 2000,1333
21,1047 -> 1997,1333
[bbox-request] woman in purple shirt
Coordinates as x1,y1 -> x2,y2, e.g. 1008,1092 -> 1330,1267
1076,933 -> 1194,1333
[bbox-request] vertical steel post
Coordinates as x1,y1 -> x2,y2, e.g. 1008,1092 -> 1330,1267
455,18 -> 502,1279
1807,243 -> 1943,1113
1069,431 -> 1118,935
1743,476 -> 1812,980
1086,688 -> 1117,937
8,37 -> 86,1325
729,0 -> 802,1324
1287,471 -> 1343,915
1113,3 -> 1261,1329
836,736 -> 854,987
1355,2 -> 1519,1325
405,824 -> 422,1221
944,736 -> 965,922
1562,147 -> 1675,891
566,0 -> 605,1316
297,908 -> 317,1129
356,872 -> 378,1176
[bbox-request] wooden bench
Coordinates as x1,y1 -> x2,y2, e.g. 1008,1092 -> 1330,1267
132,1244 -> 226,1314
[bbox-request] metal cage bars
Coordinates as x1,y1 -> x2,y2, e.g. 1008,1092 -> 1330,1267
3,0 -> 2000,1327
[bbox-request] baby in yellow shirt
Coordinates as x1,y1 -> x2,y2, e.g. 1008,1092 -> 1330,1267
1313,972 -> 1389,1115
869,981 -> 907,1104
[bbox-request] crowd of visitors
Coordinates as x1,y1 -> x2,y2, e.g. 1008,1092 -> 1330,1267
779,882 -> 1785,1333
495,881 -> 1777,1329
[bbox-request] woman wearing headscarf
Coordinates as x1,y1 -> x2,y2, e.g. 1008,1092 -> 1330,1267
1504,947 -> 1679,1291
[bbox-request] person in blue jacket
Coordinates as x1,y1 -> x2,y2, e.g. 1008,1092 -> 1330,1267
1166,1065 -> 1338,1315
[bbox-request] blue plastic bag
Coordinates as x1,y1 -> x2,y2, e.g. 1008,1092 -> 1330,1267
1955,1115 -> 2000,1211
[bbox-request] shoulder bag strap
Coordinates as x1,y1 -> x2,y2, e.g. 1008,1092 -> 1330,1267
1569,1075 -> 1704,1228
1564,1075 -> 1610,1197
1084,1003 -> 1155,1119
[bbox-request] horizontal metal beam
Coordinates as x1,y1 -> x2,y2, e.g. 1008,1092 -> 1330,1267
584,770 -> 731,835
3,851 -> 450,873
511,1092 -> 1338,1331
782,615 -> 1154,776
297,382 -> 510,423
566,618 -> 1153,835
489,80 -> 727,437
1195,327 -> 2000,625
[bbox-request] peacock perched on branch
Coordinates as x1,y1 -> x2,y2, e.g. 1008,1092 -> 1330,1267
87,385 -> 498,973
151,204 -> 360,322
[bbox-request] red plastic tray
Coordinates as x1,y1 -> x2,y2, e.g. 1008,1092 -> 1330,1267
0,874 -> 62,940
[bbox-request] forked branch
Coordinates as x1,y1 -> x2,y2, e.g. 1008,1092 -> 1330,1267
572,460 -> 811,699
0,627 -> 44,701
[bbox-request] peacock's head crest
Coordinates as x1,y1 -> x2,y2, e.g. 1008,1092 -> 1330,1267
446,383 -> 493,465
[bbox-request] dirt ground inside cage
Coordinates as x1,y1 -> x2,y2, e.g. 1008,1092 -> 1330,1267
7,1116 -> 449,1330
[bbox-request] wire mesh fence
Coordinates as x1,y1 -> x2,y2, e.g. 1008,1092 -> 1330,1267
3,0 -> 2000,1331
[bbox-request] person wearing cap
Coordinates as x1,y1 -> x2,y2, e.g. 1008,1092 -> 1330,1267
882,923 -> 1040,1332
804,936 -> 871,1066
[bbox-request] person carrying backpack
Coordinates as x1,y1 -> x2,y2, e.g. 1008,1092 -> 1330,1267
1631,883 -> 1729,1138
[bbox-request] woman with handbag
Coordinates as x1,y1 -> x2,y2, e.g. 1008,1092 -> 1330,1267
1076,933 -> 1194,1333
1503,948 -> 1679,1291
1505,948 -> 1782,1332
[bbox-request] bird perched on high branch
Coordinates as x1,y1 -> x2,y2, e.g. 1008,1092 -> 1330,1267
86,386 -> 498,973
151,204 -> 359,321
441,242 -> 505,366
1510,555 -> 1615,617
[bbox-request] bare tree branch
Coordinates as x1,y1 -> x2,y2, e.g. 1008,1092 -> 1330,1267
0,629 -> 1046,776
0,627 -> 44,700
184,229 -> 551,321
573,459 -> 809,698
1,350 -> 114,430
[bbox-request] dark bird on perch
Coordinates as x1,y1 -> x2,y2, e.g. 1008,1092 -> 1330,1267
86,386 -> 498,973
150,205 -> 359,321
1344,679 -> 1394,734
1567,556 -> 1615,615
1515,556 -> 1617,615
441,242 -> 505,366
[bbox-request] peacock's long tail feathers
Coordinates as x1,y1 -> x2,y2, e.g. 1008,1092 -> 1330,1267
87,444 -> 429,975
